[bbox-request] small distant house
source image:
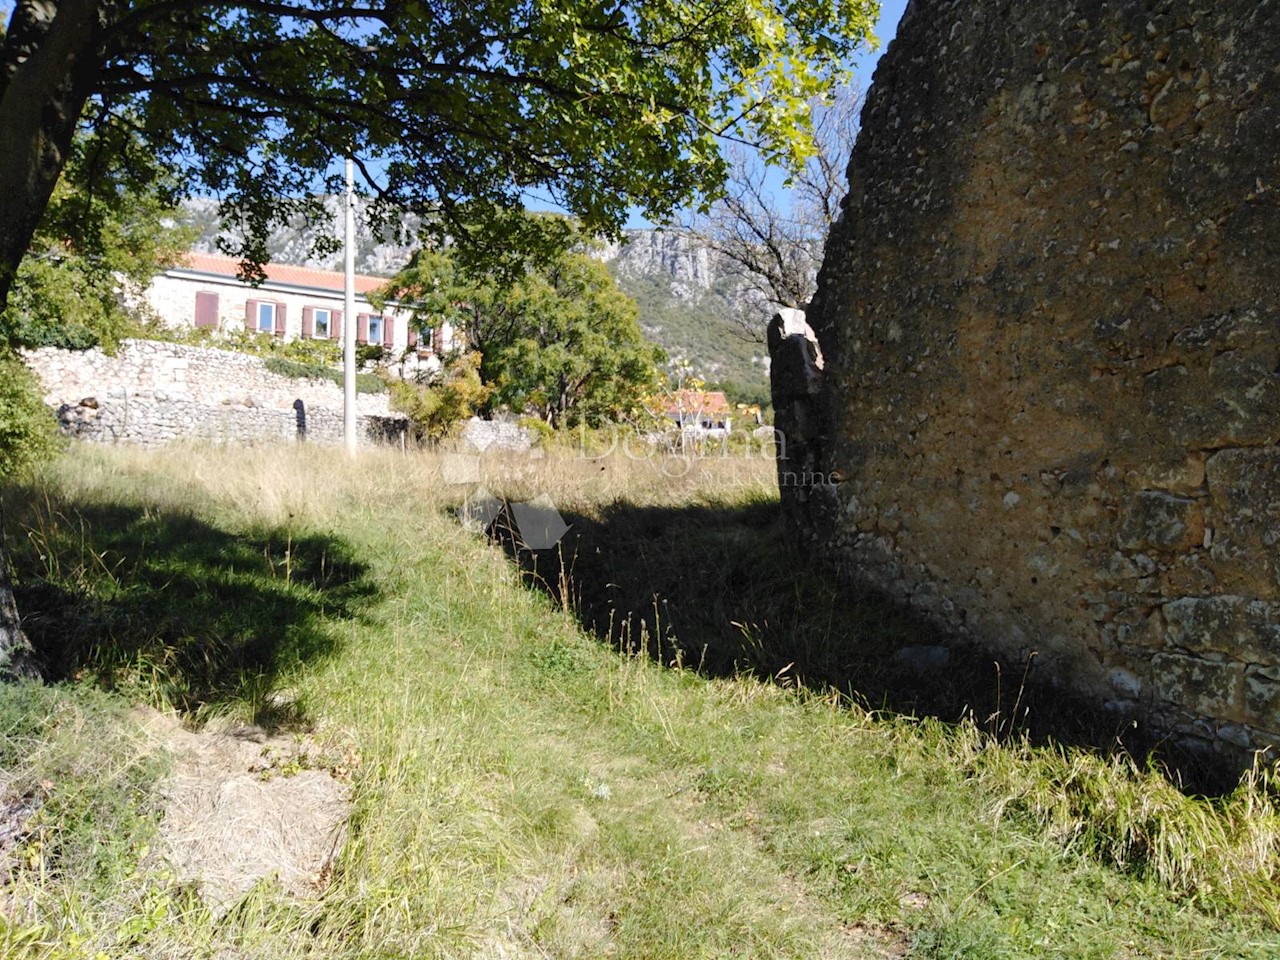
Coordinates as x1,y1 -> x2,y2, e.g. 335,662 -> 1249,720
144,252 -> 460,363
665,389 -> 733,438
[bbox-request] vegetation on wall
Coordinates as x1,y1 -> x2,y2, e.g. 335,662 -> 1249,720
261,357 -> 385,396
160,327 -> 388,394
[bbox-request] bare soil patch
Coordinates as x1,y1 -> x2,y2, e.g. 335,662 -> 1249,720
134,707 -> 349,908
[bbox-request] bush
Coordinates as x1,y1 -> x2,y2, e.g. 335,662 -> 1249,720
516,416 -> 555,446
389,352 -> 491,443
262,356 -> 386,394
0,354 -> 61,478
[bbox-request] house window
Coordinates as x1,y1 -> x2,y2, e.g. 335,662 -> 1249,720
314,309 -> 331,338
368,314 -> 384,344
257,301 -> 276,333
421,326 -> 434,352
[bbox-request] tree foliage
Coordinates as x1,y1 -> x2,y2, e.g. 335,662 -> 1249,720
0,355 -> 60,479
384,229 -> 662,428
1,138 -> 194,352
2,0 -> 880,308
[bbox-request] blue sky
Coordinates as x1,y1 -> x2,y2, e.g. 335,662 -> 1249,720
854,0 -> 910,86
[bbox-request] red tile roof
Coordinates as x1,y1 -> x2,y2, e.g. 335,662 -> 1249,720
665,390 -> 732,417
176,251 -> 387,295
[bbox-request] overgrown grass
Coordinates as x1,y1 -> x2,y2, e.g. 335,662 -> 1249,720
0,442 -> 1277,957
0,683 -> 171,957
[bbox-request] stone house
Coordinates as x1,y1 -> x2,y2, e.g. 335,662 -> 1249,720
145,252 -> 460,365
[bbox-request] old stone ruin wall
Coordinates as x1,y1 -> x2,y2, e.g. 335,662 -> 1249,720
778,0 -> 1280,760
25,340 -> 407,447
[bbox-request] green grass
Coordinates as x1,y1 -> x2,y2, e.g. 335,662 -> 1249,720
0,443 -> 1277,957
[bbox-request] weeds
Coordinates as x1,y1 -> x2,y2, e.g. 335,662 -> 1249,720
0,442 -> 1275,958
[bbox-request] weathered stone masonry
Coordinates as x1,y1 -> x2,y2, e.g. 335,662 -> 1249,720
25,340 -> 407,447
791,0 -> 1280,756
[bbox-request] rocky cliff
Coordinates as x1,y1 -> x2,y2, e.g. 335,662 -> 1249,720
793,0 -> 1280,762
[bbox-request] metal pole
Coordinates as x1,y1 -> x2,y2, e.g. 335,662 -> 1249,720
343,158 -> 357,456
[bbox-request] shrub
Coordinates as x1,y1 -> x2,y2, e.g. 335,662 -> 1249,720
0,354 -> 61,478
262,356 -> 385,394
389,352 -> 491,443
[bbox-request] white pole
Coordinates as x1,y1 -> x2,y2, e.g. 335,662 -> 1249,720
343,158 -> 357,456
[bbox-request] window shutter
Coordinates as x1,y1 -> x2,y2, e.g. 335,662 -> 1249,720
302,307 -> 314,338
382,315 -> 394,347
357,313 -> 369,344
434,325 -> 446,353
245,299 -> 259,333
332,310 -> 343,341
275,303 -> 287,337
195,291 -> 219,328
407,326 -> 418,349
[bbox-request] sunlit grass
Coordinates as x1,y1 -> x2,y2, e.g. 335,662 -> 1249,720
0,440 -> 1276,958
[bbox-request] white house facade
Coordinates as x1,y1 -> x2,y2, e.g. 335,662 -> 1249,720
145,252 -> 460,363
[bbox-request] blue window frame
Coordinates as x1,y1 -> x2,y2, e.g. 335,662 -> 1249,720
257,302 -> 275,333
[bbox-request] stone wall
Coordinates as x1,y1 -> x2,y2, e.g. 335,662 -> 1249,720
794,0 -> 1280,758
26,339 -> 406,448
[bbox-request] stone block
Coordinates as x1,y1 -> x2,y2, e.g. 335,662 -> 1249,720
1207,449 -> 1280,595
1151,653 -> 1245,721
1117,491 -> 1203,551
1243,665 -> 1280,729
1144,353 -> 1280,450
1162,596 -> 1280,664
769,334 -> 824,401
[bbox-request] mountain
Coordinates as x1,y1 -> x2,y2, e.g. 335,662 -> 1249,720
181,201 -> 772,403
182,197 -> 422,277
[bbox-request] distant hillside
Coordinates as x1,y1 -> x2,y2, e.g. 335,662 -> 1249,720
182,197 -> 419,277
183,201 -> 772,403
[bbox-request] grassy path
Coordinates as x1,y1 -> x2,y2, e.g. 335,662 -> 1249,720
1,445 -> 1278,958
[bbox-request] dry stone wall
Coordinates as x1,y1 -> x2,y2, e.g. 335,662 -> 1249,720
25,340 -> 406,447
794,0 -> 1280,758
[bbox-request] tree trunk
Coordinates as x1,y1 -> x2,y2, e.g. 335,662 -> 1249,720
0,507 -> 38,680
1,0 -> 112,678
0,0 -> 111,314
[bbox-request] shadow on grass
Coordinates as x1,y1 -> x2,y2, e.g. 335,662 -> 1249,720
5,493 -> 373,725
493,496 -> 1238,794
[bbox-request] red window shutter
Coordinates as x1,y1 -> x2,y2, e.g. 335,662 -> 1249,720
433,325 -> 445,353
195,291 -> 219,328
302,307 -> 314,339
332,310 -> 342,340
407,326 -> 418,348
356,313 -> 369,344
275,302 -> 287,337
245,299 -> 259,333
382,315 -> 394,347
